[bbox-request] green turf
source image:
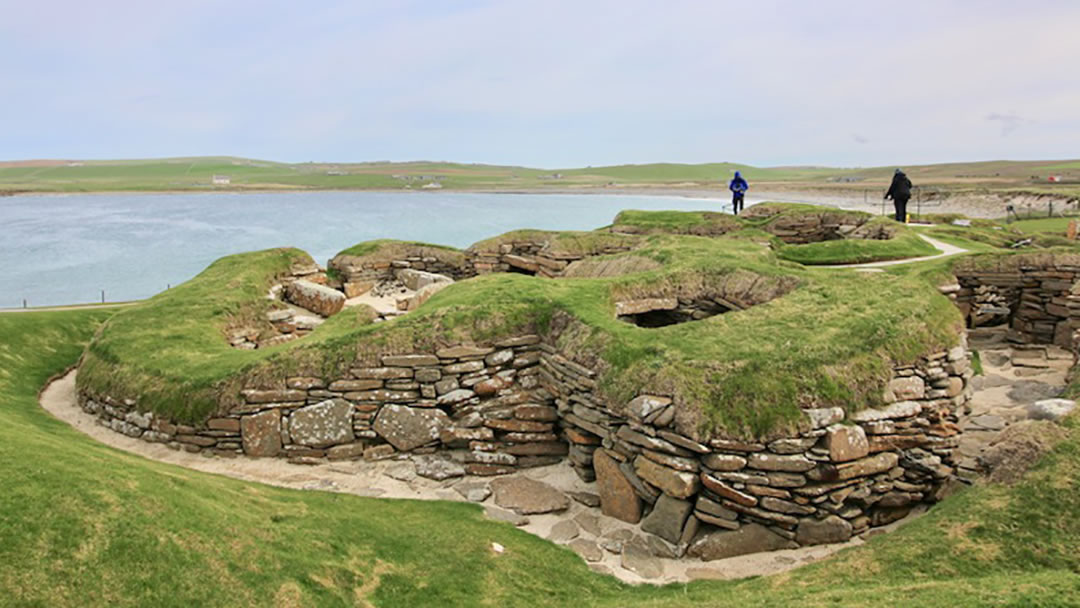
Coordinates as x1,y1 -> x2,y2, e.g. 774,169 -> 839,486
776,232 -> 939,265
2,309 -> 1078,606
78,210 -> 964,439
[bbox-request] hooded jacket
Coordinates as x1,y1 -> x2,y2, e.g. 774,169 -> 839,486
885,171 -> 912,201
729,171 -> 748,194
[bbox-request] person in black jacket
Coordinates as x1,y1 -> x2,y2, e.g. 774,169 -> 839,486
884,168 -> 913,222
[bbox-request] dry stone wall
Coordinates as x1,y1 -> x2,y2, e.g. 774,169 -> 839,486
946,255 -> 1080,348
330,253 -> 471,298
540,343 -> 971,557
466,239 -> 634,278
79,333 -> 972,560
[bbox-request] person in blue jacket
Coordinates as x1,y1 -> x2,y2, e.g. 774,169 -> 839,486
729,171 -> 749,215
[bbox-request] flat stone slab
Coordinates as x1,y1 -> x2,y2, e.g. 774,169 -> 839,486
414,455 -> 465,481
568,539 -> 604,562
547,520 -> 580,542
687,523 -> 797,561
620,542 -> 664,578
1007,381 -> 1064,404
490,477 -> 569,515
966,414 -> 1006,431
484,506 -> 530,526
454,480 -> 492,502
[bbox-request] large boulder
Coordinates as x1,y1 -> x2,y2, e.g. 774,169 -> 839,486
285,279 -> 345,317
241,409 -> 281,457
373,404 -> 451,451
687,523 -> 797,561
289,399 -> 354,448
594,449 -> 643,523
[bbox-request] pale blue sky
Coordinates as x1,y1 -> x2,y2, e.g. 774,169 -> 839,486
1,0 -> 1077,168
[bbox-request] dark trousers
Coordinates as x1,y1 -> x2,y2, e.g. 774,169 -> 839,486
894,197 -> 909,222
732,193 -> 745,215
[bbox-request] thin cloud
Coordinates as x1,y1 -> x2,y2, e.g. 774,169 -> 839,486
986,112 -> 1024,136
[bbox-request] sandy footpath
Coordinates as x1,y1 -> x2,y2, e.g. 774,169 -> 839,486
38,369 -> 924,585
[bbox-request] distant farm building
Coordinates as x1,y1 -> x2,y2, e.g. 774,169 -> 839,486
212,175 -> 231,185
421,182 -> 444,189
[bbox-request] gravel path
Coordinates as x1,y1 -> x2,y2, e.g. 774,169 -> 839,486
819,234 -> 968,270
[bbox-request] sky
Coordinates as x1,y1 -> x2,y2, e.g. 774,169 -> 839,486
1,0 -> 1078,168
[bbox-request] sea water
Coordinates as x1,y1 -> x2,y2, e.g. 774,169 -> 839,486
0,190 -> 764,307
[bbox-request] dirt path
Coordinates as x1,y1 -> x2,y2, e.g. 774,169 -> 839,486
40,369 -> 919,585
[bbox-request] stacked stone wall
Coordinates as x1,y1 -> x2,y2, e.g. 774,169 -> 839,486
541,344 -> 971,556
466,240 -> 634,278
331,255 -> 472,298
79,336 -> 972,559
80,336 -> 554,471
947,258 -> 1080,348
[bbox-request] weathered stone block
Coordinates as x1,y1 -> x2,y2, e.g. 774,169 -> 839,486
885,376 -> 925,402
594,449 -> 642,523
687,524 -> 797,561
373,404 -> 451,451
285,279 -> 345,317
641,494 -> 693,544
824,424 -> 869,463
635,456 -> 700,498
241,410 -> 281,457
382,354 -> 440,367
747,453 -> 816,472
289,399 -> 354,448
795,515 -> 853,546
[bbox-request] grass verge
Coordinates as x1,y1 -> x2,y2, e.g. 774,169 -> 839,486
1,309 -> 1078,605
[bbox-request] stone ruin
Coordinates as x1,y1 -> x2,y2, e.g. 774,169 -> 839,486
81,326 -> 973,561
86,234 -> 1080,566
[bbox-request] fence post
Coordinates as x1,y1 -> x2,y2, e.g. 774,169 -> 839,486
23,299 -> 27,309
101,289 -> 105,304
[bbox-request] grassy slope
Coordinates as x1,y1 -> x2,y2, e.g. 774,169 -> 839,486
1,309 -> 1078,606
4,156 -> 1080,194
78,218 -> 961,439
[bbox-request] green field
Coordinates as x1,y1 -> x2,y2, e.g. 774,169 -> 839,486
3,156 -> 1080,195
1,309 -> 1078,606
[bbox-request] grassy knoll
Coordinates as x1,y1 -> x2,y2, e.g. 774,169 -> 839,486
776,228 -> 939,265
1,309 -> 1078,605
78,213 -> 962,439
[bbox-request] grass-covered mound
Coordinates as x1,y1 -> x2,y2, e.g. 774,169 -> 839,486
610,210 -> 741,236
79,213 -> 963,439
2,309 -> 1077,606
776,219 -> 940,265
611,207 -> 944,266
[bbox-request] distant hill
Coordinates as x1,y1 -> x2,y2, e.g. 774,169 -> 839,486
1,156 -> 1077,194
